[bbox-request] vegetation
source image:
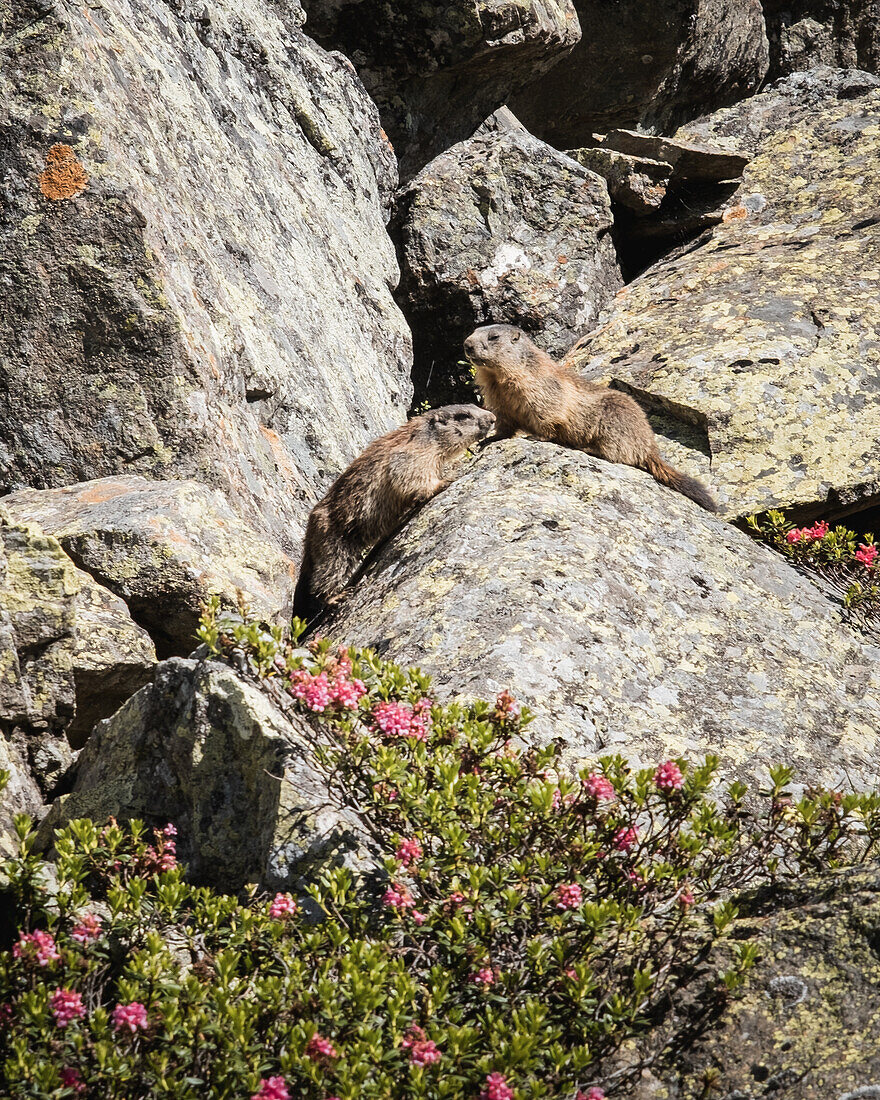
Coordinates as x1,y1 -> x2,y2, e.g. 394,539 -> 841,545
2,606 -> 880,1099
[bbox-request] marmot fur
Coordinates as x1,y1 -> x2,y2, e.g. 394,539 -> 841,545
464,324 -> 717,512
293,404 -> 496,621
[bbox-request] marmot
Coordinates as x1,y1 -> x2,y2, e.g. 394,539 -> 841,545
293,404 -> 496,621
464,324 -> 717,512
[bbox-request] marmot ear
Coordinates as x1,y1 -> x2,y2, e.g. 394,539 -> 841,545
512,330 -> 521,342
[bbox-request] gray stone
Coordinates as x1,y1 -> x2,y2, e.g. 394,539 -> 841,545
600,130 -> 750,182
566,71 -> 880,519
300,0 -> 581,177
509,0 -> 769,148
0,0 -> 411,554
566,147 -> 672,214
395,129 -> 623,406
327,440 -> 880,791
4,477 -> 298,659
763,0 -> 880,80
40,658 -> 371,893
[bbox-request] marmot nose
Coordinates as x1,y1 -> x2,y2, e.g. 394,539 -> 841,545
463,335 -> 475,353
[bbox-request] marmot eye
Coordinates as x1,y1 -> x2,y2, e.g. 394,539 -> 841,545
488,334 -> 499,342
454,412 -> 469,421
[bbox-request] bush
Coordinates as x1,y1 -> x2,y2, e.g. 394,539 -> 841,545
2,607 -> 879,1099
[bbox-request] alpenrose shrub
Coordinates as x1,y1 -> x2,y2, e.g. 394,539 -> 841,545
2,608 -> 880,1099
747,509 -> 879,626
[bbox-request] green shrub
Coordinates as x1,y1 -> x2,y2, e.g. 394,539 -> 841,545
2,608 -> 879,1099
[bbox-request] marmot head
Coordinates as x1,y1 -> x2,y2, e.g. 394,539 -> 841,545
463,324 -> 531,372
420,404 -> 495,453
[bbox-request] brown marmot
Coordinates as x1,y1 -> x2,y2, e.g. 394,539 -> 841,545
293,404 -> 496,621
464,324 -> 717,512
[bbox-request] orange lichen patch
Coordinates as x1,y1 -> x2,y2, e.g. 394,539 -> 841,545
707,260 -> 731,275
259,425 -> 304,486
722,204 -> 748,223
38,143 -> 88,201
79,479 -> 137,505
557,255 -> 568,264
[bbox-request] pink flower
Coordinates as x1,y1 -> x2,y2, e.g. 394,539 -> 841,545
785,527 -> 804,544
448,891 -> 465,906
163,823 -> 177,838
855,543 -> 878,567
679,888 -> 695,909
50,989 -> 86,1027
0,1004 -> 13,1027
13,930 -> 60,967
305,1034 -> 338,1061
411,909 -> 427,925
371,701 -> 429,741
493,690 -> 521,720
401,1025 -> 426,1048
395,838 -> 423,867
611,826 -> 638,852
60,1068 -> 86,1094
70,914 -> 102,944
329,677 -> 367,709
269,893 -> 298,920
112,1002 -> 148,1033
556,882 -> 583,910
471,966 -> 496,986
409,1039 -> 442,1067
577,1089 -> 606,1100
653,761 -> 684,791
480,1071 -> 515,1100
583,773 -> 615,801
564,968 -> 578,981
251,1077 -> 290,1100
383,883 -> 415,911
808,521 -> 829,540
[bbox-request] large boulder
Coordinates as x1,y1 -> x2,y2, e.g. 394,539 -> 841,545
0,507 -> 156,857
4,477 -> 298,659
763,0 -> 880,79
300,0 -> 581,177
327,440 -> 880,791
395,129 -> 623,406
616,865 -> 880,1098
566,69 -> 880,520
0,0 -> 411,552
40,658 -> 369,893
508,0 -> 769,148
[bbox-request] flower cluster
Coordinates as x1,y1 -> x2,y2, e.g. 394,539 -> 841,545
70,914 -> 102,944
290,659 -> 367,714
785,520 -> 829,544
142,823 -> 178,873
612,826 -> 639,852
12,930 -> 60,967
305,1034 -> 338,1061
50,989 -> 86,1028
855,542 -> 878,567
471,967 -> 496,987
480,1072 -> 515,1100
395,837 -> 423,867
583,772 -> 616,801
371,699 -> 431,741
401,1026 -> 442,1067
269,893 -> 298,920
556,883 -> 583,910
252,1076 -> 290,1100
112,1002 -> 148,1033
653,761 -> 685,791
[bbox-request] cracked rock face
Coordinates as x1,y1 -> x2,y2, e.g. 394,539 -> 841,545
395,129 -> 623,406
40,658 -> 370,893
0,507 -> 156,853
509,0 -> 769,147
763,0 -> 880,80
567,69 -> 880,520
327,440 -> 880,791
0,0 -> 411,553
301,0 -> 581,177
4,477 -> 298,659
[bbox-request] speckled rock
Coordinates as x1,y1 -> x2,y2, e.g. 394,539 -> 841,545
327,440 -> 880,790
40,658 -> 370,893
395,129 -> 623,406
300,0 -> 581,177
4,477 -> 298,659
764,0 -> 880,80
600,129 -> 750,182
565,147 -> 672,214
0,0 -> 411,553
509,0 -> 768,147
566,69 -> 880,519
610,865 -> 880,1098
0,506 -> 156,855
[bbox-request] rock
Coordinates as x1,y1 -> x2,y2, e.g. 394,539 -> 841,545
300,0 -> 581,177
327,440 -> 880,791
566,70 -> 880,519
600,130 -> 750,182
565,148 -> 672,214
763,0 -> 880,80
395,129 -> 623,406
4,477 -> 298,659
0,0 -> 411,553
40,658 -> 369,893
508,0 -> 769,148
0,507 -> 156,842
626,865 -> 880,1097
